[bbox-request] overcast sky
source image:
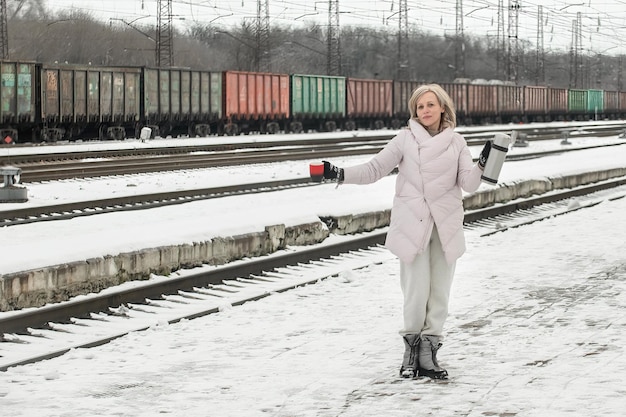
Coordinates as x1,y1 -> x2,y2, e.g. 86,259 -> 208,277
45,1 -> 626,55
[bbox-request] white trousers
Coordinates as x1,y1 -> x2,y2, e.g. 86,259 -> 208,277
399,225 -> 456,336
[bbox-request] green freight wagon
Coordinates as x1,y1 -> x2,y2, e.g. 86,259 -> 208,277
567,89 -> 587,119
586,89 -> 604,117
290,74 -> 346,133
142,68 -> 222,138
0,61 -> 37,143
40,64 -> 142,141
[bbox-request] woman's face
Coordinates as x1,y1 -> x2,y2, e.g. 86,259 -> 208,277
416,91 -> 444,130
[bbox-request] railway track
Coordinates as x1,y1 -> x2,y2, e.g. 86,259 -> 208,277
1,179 -> 625,371
1,140 -> 625,228
2,122 -> 625,183
4,140 -> 388,183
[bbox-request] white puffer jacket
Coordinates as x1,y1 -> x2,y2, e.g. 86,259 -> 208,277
343,119 -> 483,264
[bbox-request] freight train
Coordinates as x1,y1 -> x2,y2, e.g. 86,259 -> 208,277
1,60 -> 625,144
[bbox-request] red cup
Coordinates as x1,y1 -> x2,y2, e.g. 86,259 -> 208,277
309,162 -> 324,182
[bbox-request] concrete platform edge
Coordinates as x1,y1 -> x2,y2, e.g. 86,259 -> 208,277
1,168 -> 625,311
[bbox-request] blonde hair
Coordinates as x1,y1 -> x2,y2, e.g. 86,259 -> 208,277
408,84 -> 456,130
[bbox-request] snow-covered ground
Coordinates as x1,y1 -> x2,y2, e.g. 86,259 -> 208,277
1,132 -> 625,276
0,128 -> 625,416
0,175 -> 624,416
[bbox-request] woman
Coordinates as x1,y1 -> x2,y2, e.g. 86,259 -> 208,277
322,84 -> 491,379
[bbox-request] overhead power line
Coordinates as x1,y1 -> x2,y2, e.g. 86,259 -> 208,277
43,0 -> 626,57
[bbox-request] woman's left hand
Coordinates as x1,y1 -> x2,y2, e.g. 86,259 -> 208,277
478,141 -> 491,169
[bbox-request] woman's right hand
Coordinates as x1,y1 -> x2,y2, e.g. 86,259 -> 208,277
323,161 -> 344,181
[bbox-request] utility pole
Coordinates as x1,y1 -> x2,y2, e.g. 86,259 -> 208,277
454,0 -> 465,79
536,5 -> 545,85
156,0 -> 173,67
327,0 -> 341,76
256,0 -> 271,72
507,0 -> 520,83
569,12 -> 582,88
618,56 -> 623,91
496,0 -> 505,79
0,0 -> 8,59
576,12 -> 583,88
396,0 -> 409,80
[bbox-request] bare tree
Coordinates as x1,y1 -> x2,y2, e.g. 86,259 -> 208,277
9,0 -> 47,19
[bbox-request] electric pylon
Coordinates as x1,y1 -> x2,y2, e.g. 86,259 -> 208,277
0,0 -> 8,59
256,0 -> 271,72
507,0 -> 520,83
569,12 -> 582,88
497,0 -> 505,79
327,0 -> 341,76
455,0 -> 465,79
397,0 -> 409,80
536,5 -> 545,85
156,0 -> 173,67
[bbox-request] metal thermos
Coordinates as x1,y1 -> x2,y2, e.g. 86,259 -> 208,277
481,133 -> 512,184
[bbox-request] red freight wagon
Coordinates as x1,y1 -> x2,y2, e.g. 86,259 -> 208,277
547,87 -> 568,120
603,90 -> 619,116
619,92 -> 626,113
222,70 -> 290,134
466,84 -> 497,123
346,78 -> 393,129
439,83 -> 468,123
393,81 -> 469,127
523,86 -> 549,121
392,80 -> 422,126
497,84 -> 524,122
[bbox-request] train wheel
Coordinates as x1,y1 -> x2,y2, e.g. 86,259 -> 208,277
224,123 -> 239,136
195,124 -> 211,137
374,120 -> 385,130
324,121 -> 337,132
391,119 -> 403,130
105,126 -> 126,140
267,122 -> 280,134
289,121 -> 303,133
343,120 -> 356,131
47,128 -> 64,142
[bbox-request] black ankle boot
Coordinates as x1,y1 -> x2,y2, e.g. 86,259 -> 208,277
417,334 -> 448,380
399,334 -> 420,378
